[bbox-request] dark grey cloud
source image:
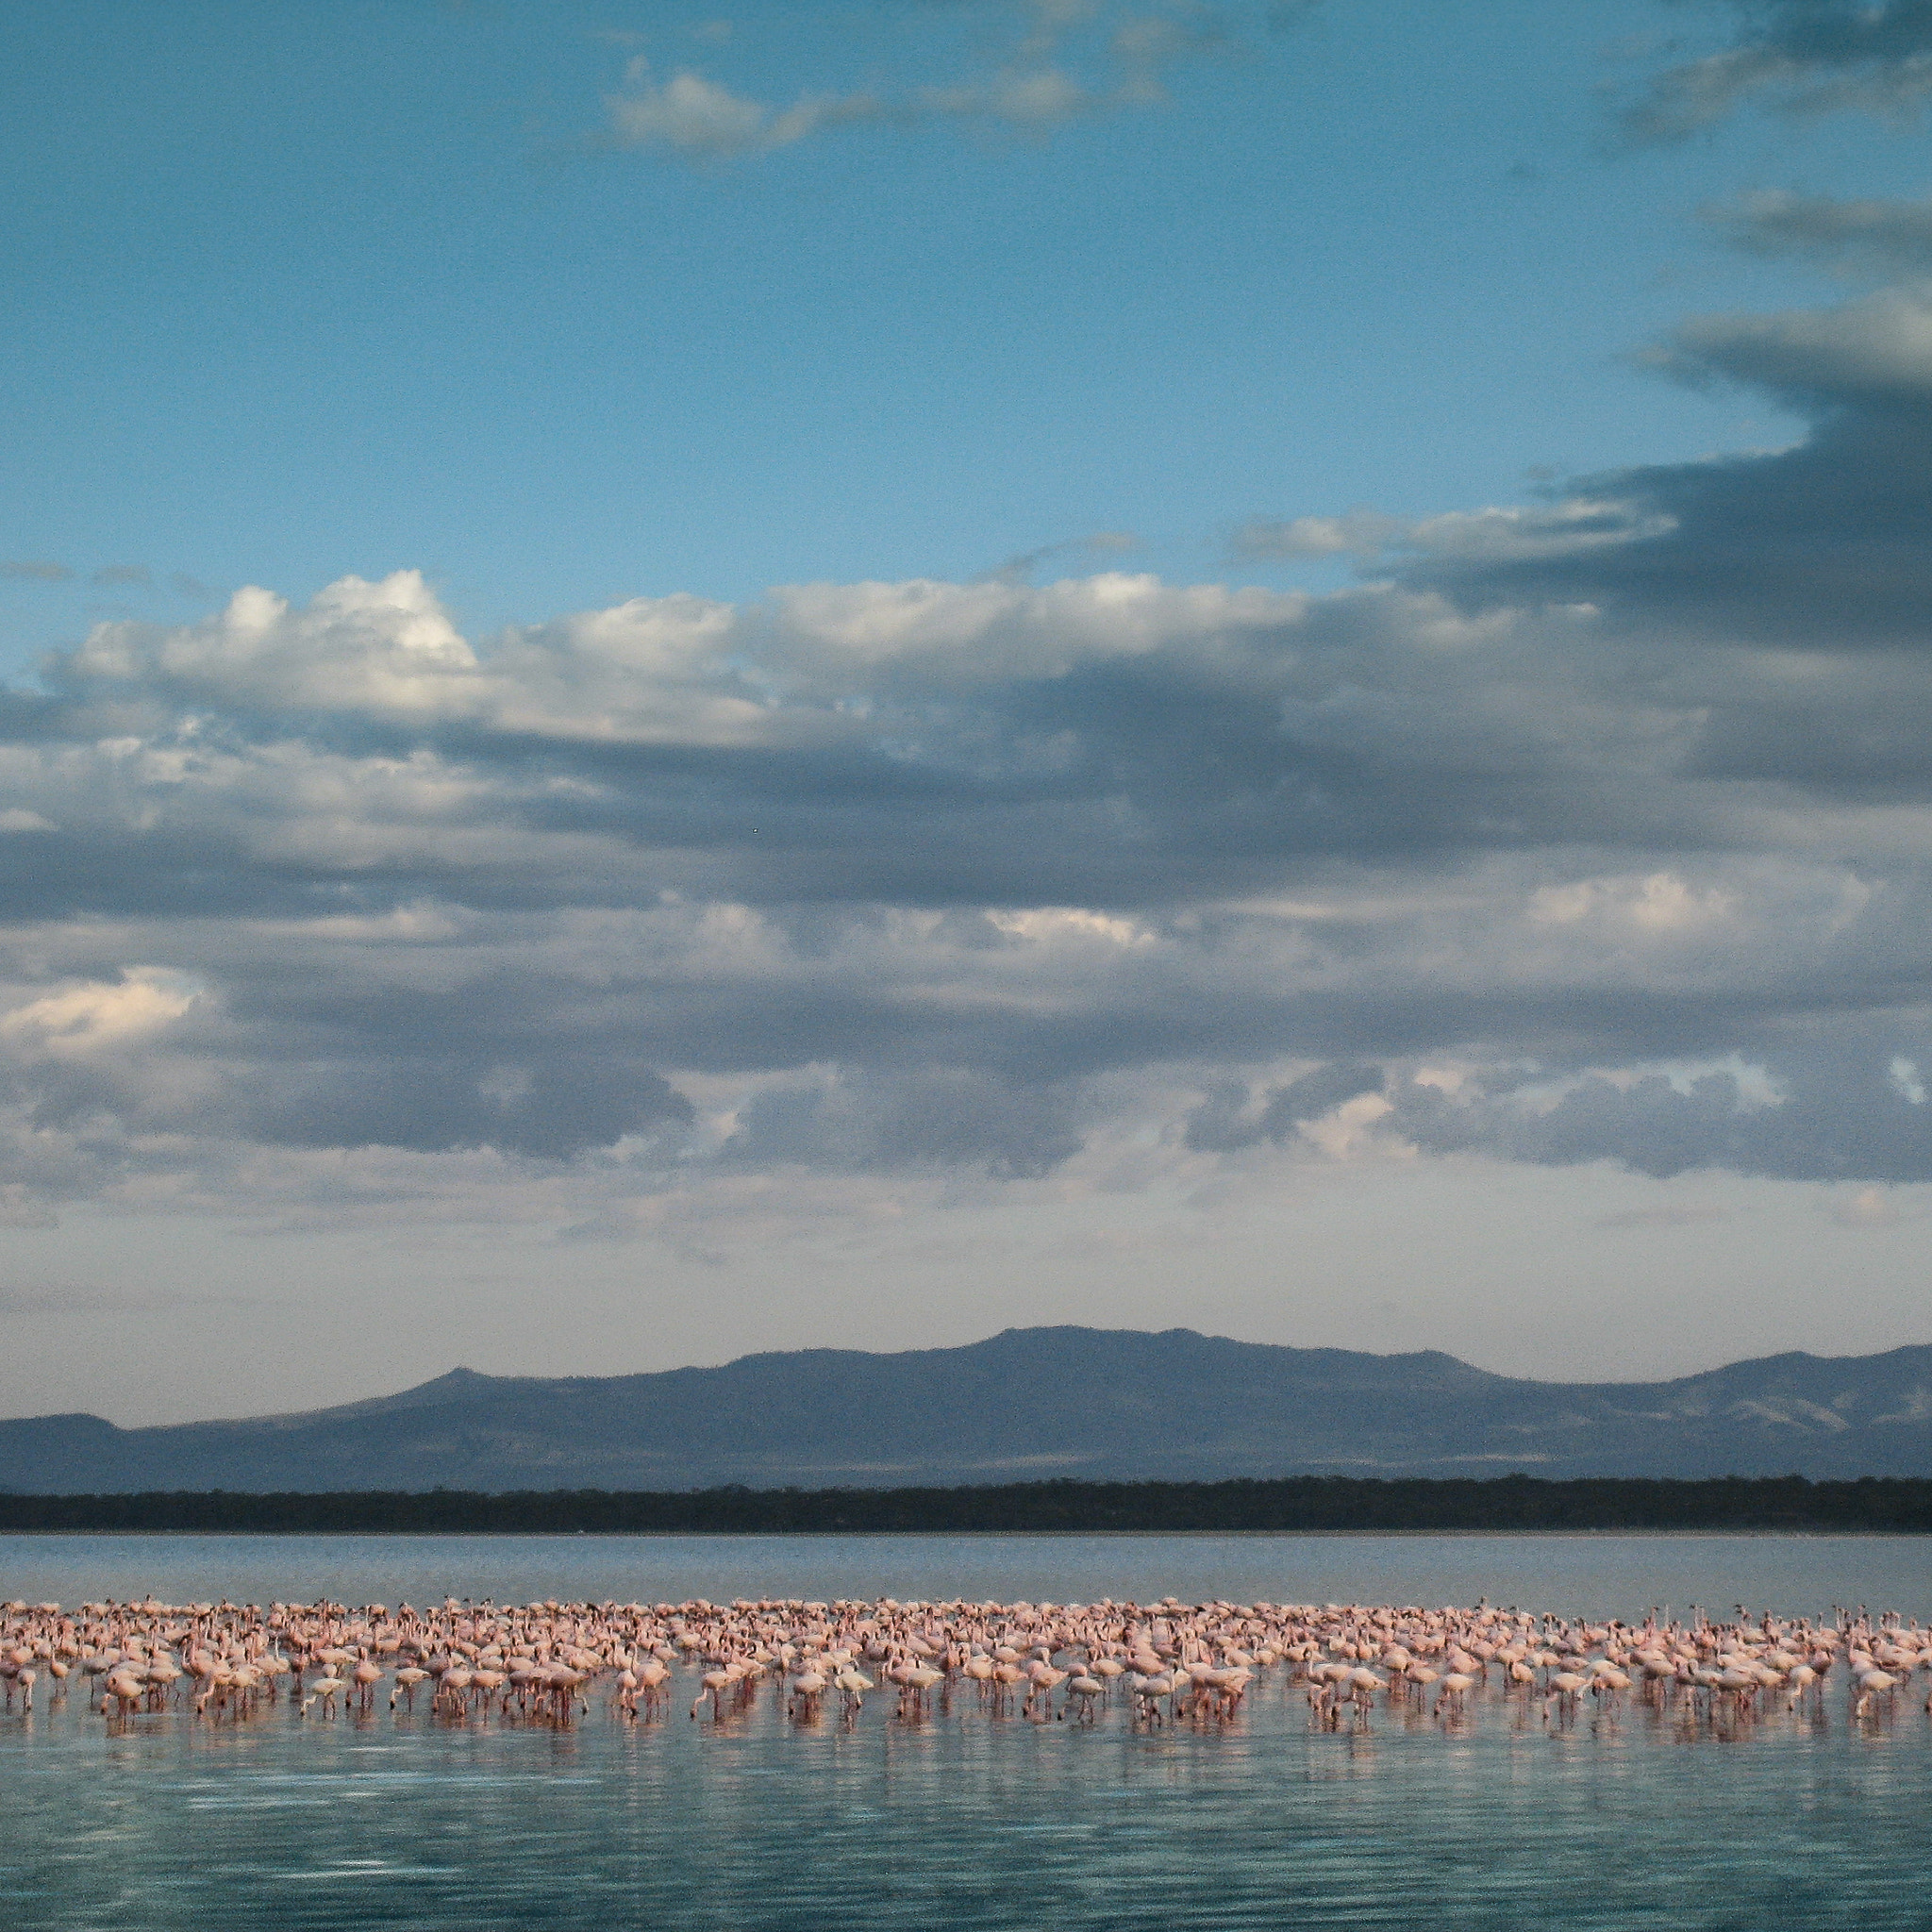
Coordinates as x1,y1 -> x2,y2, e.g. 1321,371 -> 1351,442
723,1068 -> 1083,1179
1408,276 -> 1932,698
1391,1021 -> 1932,1182
1623,2 -> 1932,142
232,1056 -> 691,1160
1185,1061 -> 1383,1152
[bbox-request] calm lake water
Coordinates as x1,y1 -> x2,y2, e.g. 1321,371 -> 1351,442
3,1533 -> 1928,1930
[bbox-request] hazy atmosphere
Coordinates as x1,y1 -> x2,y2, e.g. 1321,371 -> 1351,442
6,0 -> 1932,1424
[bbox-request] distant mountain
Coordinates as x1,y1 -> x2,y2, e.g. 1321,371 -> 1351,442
3,1327 -> 1930,1492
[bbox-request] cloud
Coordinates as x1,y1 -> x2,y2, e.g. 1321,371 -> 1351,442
1231,499 -> 1673,566
1184,1062 -> 1384,1151
91,564 -> 152,589
13,227 -> 1932,1224
984,529 -> 1141,581
0,971 -> 200,1060
1385,1047 -> 1932,1183
68,570 -> 484,715
1650,285 -> 1932,407
1622,1 -> 1932,142
722,1066 -> 1083,1178
231,1051 -> 693,1161
1,560 -> 73,582
1706,188 -> 1932,276
0,1187 -> 57,1230
1395,272 -> 1932,671
602,2 -> 1258,161
1833,1183 -> 1900,1226
1231,509 -> 1407,559
606,71 -> 884,158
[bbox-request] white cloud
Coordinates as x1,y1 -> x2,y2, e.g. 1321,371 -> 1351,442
601,2 -> 1249,162
73,571 -> 478,715
1528,873 -> 1736,935
0,971 -> 200,1059
1656,288 -> 1932,404
1232,497 -> 1675,567
606,71 -> 883,158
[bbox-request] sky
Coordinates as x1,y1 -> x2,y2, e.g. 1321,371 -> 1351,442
5,0 -> 1932,1424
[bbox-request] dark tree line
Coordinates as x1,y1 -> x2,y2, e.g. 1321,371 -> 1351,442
1,1474 -> 1929,1533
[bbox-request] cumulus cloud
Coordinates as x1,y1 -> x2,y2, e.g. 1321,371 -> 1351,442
9,232 -> 1932,1223
66,572 -> 483,716
0,529 -> 1923,1224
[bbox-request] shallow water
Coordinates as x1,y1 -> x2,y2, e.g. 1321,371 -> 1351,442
3,1534 -> 1928,1930
4,1529 -> 1926,1620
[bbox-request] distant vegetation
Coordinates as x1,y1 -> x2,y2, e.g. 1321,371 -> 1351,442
2,1474 -> 1930,1534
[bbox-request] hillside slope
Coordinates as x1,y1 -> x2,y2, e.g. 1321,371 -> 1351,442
2,1327 -> 1928,1491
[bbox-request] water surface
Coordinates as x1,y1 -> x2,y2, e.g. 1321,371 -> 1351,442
3,1533 -> 1924,1930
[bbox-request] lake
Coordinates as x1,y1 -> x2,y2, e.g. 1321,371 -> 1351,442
2,1532 -> 1926,1930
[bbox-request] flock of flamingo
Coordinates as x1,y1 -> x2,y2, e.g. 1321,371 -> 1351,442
2,1592 -> 1927,1736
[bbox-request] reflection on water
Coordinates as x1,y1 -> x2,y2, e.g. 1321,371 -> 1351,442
2,1528 -> 1928,1621
2,1533 -> 1927,1929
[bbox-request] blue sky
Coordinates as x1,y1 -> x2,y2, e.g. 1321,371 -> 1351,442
8,1 -> 1932,1424
2,0 -> 1893,642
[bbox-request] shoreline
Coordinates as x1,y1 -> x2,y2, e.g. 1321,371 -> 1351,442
4,1525 -> 1930,1540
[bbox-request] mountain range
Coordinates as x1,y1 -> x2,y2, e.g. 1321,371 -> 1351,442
3,1327 -> 1930,1492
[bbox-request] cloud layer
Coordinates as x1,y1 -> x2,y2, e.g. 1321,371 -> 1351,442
8,236 -> 1932,1237
12,167 -> 1932,1231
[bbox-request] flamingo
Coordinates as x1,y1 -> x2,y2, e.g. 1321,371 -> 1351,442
300,1673 -> 345,1718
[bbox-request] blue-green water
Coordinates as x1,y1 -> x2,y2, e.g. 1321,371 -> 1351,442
3,1534 -> 1928,1930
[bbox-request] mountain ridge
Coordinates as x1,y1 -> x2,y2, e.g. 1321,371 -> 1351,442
3,1326 -> 1929,1492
